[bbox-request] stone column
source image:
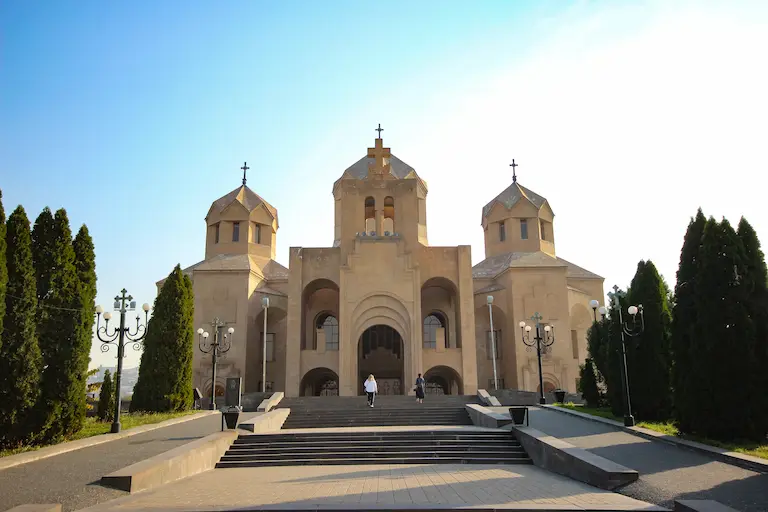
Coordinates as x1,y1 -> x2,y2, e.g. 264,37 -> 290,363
284,248 -> 303,397
457,246 -> 479,394
408,267 -> 423,396
376,209 -> 384,236
338,267 -> 355,396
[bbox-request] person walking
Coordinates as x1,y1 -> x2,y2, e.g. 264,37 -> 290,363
415,373 -> 426,404
364,374 -> 378,407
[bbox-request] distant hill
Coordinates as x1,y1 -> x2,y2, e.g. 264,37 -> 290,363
88,365 -> 139,396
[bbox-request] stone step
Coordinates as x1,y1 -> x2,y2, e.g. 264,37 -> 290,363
225,446 -> 526,457
233,435 -> 517,445
221,449 -> 530,462
216,456 -> 532,468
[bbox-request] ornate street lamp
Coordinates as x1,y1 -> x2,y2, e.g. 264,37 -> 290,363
261,296 -> 270,393
95,289 -> 150,433
519,312 -> 555,405
605,285 -> 644,427
589,299 -> 608,323
197,318 -> 234,410
486,295 -> 499,391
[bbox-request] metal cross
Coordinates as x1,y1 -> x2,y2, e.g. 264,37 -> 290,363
375,123 -> 384,139
510,159 -> 519,183
241,161 -> 249,186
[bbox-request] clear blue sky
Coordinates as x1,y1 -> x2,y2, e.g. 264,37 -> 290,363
2,1 -> 767,369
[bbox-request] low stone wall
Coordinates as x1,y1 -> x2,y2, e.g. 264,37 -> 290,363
256,391 -> 284,412
100,430 -> 238,493
476,389 -> 502,406
242,391 -> 273,411
465,403 -> 513,429
509,425 -> 638,490
6,506 -> 62,512
491,389 -> 584,406
675,500 -> 741,512
238,408 -> 290,433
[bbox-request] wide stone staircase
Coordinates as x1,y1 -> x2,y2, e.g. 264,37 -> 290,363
217,430 -> 531,467
276,395 -> 478,428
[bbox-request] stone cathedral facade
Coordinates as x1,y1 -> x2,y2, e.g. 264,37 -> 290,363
158,134 -> 604,398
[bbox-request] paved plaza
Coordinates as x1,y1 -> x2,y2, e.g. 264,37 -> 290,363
79,463 -> 664,511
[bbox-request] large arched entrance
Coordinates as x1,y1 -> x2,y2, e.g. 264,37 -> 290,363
358,324 -> 404,395
300,367 -> 339,396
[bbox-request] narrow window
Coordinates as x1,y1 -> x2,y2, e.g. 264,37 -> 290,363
324,316 -> 339,351
520,219 -> 528,240
489,378 -> 505,389
486,330 -> 502,360
364,196 -> 376,233
232,222 -> 240,242
423,313 -> 446,349
499,222 -> 506,242
383,196 -> 395,233
214,223 -> 220,244
252,222 -> 261,244
540,220 -> 547,241
571,329 -> 579,359
261,332 -> 275,361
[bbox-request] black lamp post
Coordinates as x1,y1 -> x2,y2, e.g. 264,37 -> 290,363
594,286 -> 645,427
95,289 -> 150,433
519,312 -> 555,405
197,318 -> 234,410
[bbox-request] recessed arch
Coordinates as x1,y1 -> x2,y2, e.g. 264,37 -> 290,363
537,374 -> 560,393
424,365 -> 463,395
364,196 -> 375,232
421,277 -> 459,348
314,311 -> 339,351
423,311 -> 448,349
383,196 -> 395,233
300,367 -> 339,396
359,325 -> 404,395
302,278 -> 340,350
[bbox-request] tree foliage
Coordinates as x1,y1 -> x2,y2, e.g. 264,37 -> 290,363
98,369 -> 115,422
31,207 -> 56,362
0,190 -> 7,353
131,265 -> 195,412
0,206 -> 43,448
626,260 -> 673,420
671,209 -> 706,432
34,209 -> 88,441
578,358 -> 602,408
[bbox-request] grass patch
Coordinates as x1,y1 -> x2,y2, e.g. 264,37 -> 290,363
0,410 -> 197,458
554,403 -> 768,461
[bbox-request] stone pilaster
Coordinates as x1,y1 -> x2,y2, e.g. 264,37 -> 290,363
458,246 -> 479,394
284,248 -> 303,397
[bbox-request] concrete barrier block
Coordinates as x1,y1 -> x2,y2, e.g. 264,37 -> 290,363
675,500 -> 741,512
100,430 -> 238,493
239,407 -> 290,432
257,391 -> 284,412
511,425 -> 638,490
465,403 -> 513,428
477,389 -> 502,407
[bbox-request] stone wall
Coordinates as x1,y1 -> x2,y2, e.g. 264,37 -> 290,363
490,388 -> 583,406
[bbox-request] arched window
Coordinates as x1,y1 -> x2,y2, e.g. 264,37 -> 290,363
423,312 -> 447,349
364,196 -> 375,233
315,313 -> 339,351
383,196 -> 394,233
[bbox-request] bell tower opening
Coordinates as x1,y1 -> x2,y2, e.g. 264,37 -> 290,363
358,325 -> 404,395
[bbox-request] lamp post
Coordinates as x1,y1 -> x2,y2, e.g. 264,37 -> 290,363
519,312 -> 555,405
197,318 -> 234,410
486,296 -> 499,391
589,299 -> 608,324
95,289 -> 150,433
261,296 -> 269,393
604,286 -> 644,427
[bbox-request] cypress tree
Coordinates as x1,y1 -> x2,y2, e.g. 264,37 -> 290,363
36,209 -> 86,441
0,190 -> 7,353
737,217 -> 768,439
671,208 -> 706,433
626,260 -> 673,420
73,225 -> 97,426
0,206 -> 43,448
689,218 -> 757,440
98,369 -> 115,422
31,207 -> 56,362
578,358 -> 602,408
131,264 -> 194,412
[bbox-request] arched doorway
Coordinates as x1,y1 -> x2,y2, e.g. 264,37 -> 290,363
300,367 -> 339,396
424,365 -> 463,395
537,380 -> 558,393
358,324 -> 404,395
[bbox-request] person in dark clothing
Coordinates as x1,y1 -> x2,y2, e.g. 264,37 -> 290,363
415,373 -> 425,403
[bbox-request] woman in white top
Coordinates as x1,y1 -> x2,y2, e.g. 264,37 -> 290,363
364,374 -> 378,407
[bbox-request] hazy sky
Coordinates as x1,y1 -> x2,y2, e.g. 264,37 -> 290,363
2,1 -> 766,369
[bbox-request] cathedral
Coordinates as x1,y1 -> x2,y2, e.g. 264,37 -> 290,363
160,132 -> 604,398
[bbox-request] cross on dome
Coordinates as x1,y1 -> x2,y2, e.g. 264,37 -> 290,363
367,124 -> 391,178
510,159 -> 519,183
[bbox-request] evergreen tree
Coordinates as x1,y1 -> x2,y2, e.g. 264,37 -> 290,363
737,217 -> 768,439
671,209 -> 706,432
626,260 -> 673,420
73,225 -> 97,425
0,190 -> 7,353
578,358 -> 602,408
0,206 -> 43,448
97,369 -> 115,422
35,209 -> 87,441
31,207 -> 56,362
688,218 -> 757,440
131,265 -> 194,412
